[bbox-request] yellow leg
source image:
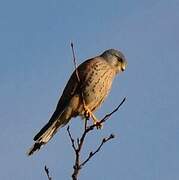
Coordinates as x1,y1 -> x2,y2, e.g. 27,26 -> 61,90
83,105 -> 103,129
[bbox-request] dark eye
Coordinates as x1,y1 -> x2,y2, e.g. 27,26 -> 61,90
117,57 -> 123,62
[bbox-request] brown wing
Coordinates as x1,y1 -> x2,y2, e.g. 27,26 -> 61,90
55,57 -> 100,112
55,72 -> 79,112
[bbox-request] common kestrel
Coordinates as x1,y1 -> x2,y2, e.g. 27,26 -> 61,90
27,49 -> 127,156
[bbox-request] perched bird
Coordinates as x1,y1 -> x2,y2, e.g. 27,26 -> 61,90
27,49 -> 127,156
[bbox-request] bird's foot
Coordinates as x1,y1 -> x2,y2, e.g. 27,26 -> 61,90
84,107 -> 91,120
84,105 -> 103,129
94,120 -> 103,129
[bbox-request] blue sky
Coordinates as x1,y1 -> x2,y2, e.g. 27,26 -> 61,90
0,0 -> 179,179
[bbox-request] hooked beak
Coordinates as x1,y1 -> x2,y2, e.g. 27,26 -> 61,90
121,66 -> 125,71
121,61 -> 127,71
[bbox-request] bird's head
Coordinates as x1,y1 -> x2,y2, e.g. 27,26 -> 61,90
101,49 -> 127,73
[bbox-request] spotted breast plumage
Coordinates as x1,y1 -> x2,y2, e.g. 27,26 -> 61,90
27,49 -> 127,156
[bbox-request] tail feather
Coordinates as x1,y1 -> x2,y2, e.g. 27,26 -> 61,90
27,106 -> 73,156
27,141 -> 45,156
27,119 -> 63,156
33,109 -> 60,141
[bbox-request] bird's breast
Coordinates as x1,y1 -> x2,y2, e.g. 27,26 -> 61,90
81,61 -> 115,112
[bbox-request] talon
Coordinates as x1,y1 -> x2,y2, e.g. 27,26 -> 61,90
95,121 -> 103,129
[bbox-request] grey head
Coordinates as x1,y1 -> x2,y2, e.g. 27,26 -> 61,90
100,49 -> 127,73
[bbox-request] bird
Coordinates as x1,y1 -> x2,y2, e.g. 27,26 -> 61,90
27,49 -> 127,156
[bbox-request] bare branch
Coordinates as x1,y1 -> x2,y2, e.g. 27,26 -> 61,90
70,42 -> 87,109
44,165 -> 52,180
67,126 -> 81,180
77,138 -> 80,147
100,97 -> 126,124
71,42 -> 80,83
68,97 -> 126,180
84,118 -> 88,131
67,126 -> 77,152
80,134 -> 115,167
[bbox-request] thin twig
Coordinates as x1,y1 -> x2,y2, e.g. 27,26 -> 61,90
71,42 -> 80,83
70,42 -> 86,109
80,134 -> 115,167
44,165 -> 52,180
67,126 -> 77,151
84,118 -> 88,131
100,97 -> 126,123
